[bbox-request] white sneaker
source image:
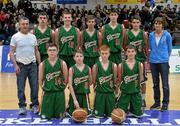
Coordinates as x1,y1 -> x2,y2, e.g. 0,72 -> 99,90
32,106 -> 39,114
19,107 -> 27,115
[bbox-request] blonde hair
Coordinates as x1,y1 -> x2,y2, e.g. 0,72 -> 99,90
99,45 -> 110,52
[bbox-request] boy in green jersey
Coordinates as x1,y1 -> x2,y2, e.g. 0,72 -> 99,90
117,45 -> 144,117
55,11 -> 81,68
125,15 -> 149,107
38,43 -> 68,119
68,49 -> 92,115
32,12 -> 55,62
101,9 -> 126,65
81,15 -> 102,68
92,45 -> 117,117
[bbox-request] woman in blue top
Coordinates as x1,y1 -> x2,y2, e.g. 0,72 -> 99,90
149,17 -> 172,111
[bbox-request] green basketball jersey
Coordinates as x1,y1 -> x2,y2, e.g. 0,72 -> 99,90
82,29 -> 99,57
72,64 -> 90,94
95,60 -> 115,93
127,30 -> 146,61
103,23 -> 123,52
58,26 -> 77,56
120,61 -> 140,94
43,58 -> 66,92
34,27 -> 52,55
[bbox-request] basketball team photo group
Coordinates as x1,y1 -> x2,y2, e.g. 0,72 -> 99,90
0,0 -> 180,125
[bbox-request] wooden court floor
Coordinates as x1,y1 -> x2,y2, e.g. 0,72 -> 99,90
0,73 -> 180,110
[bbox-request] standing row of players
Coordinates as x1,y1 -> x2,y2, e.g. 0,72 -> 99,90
33,10 -> 148,119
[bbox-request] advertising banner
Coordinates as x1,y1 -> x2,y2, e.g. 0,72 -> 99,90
106,0 -> 142,4
1,45 -> 15,73
57,0 -> 87,4
169,47 -> 180,73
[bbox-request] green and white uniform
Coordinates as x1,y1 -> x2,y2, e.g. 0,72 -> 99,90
58,26 -> 77,68
94,60 -> 115,117
34,27 -> 52,61
68,64 -> 90,115
40,58 -> 66,119
127,29 -> 147,82
103,23 -> 124,64
117,60 -> 143,116
82,29 -> 99,68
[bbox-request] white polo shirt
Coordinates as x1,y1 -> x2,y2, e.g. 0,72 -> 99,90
10,31 -> 37,65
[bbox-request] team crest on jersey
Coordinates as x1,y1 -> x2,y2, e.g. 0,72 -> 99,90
106,33 -> 120,42
46,71 -> 62,83
74,75 -> 89,85
37,37 -> 50,45
61,36 -> 74,44
84,41 -> 97,49
99,74 -> 113,85
124,74 -> 138,84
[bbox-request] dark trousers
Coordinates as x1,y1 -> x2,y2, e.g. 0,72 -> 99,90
150,63 -> 170,107
16,62 -> 39,108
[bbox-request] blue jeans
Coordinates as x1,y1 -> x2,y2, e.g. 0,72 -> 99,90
150,63 -> 170,107
16,62 -> 39,108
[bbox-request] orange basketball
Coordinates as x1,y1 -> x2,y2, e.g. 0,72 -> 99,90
111,108 -> 126,124
72,108 -> 87,123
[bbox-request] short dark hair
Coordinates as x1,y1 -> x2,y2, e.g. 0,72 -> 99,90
63,10 -> 72,15
73,48 -> 84,56
109,8 -> 118,14
19,16 -> 29,23
131,15 -> 141,22
154,17 -> 165,26
126,45 -> 136,50
47,43 -> 58,50
86,15 -> 95,21
38,12 -> 48,18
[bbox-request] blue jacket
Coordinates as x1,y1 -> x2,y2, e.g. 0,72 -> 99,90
149,30 -> 172,63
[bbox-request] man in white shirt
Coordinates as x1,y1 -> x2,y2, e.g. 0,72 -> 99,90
10,16 -> 40,115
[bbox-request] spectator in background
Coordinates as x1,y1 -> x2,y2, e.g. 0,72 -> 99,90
0,0 -> 3,10
9,16 -> 40,115
172,19 -> 180,46
17,0 -> 24,10
24,0 -> 33,22
149,17 -> 172,111
32,3 -> 40,24
5,0 -> 14,13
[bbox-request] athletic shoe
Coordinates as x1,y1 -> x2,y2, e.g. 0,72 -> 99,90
161,106 -> 168,112
19,107 -> 27,115
128,112 -> 143,118
150,103 -> 160,110
32,105 -> 39,114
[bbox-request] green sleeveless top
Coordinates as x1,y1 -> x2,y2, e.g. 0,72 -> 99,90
120,60 -> 140,94
58,26 -> 77,56
127,30 -> 146,61
82,29 -> 99,57
72,64 -> 90,94
34,27 -> 52,55
95,60 -> 115,93
103,23 -> 123,53
43,58 -> 66,92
